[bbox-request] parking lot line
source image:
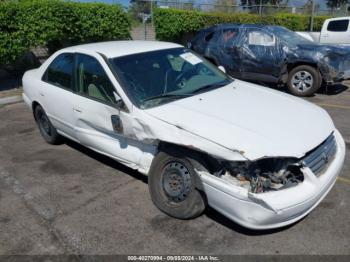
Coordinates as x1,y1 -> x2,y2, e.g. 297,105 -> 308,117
316,103 -> 350,110
337,176 -> 350,185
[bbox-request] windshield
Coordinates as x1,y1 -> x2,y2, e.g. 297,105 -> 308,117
111,48 -> 232,109
269,26 -> 313,46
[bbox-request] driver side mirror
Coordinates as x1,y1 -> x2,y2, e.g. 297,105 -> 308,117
218,65 -> 226,73
113,92 -> 128,112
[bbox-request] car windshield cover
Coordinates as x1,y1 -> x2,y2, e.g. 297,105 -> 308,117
269,26 -> 313,46
111,48 -> 232,109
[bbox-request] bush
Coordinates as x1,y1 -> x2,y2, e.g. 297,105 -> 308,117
153,8 -> 330,42
0,0 -> 130,65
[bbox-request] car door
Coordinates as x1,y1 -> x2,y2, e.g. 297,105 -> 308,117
239,28 -> 284,83
216,27 -> 242,78
321,19 -> 350,44
72,53 -> 143,166
190,31 -> 210,54
41,52 -> 78,140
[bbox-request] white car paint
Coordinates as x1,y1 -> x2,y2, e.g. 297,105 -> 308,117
297,17 -> 350,45
296,31 -> 320,42
22,41 -> 346,229
145,80 -> 334,160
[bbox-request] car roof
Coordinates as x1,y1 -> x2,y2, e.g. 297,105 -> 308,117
61,40 -> 183,59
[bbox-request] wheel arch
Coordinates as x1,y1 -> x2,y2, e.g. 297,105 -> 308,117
152,140 -> 215,206
287,62 -> 321,77
154,141 -> 222,192
157,141 -> 221,172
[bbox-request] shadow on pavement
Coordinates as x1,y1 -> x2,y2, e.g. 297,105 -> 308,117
254,81 -> 349,97
64,138 -> 148,184
318,83 -> 349,96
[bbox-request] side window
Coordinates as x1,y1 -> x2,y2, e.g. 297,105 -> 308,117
327,19 -> 349,32
222,28 -> 239,47
44,53 -> 74,90
205,32 -> 214,42
248,30 -> 275,46
76,54 -> 117,105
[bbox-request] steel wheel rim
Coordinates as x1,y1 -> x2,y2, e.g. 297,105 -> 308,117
161,161 -> 192,203
291,71 -> 313,93
38,111 -> 51,136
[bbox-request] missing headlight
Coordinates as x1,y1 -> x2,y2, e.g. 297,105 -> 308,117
219,158 -> 304,193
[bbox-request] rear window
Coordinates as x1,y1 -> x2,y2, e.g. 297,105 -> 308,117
248,30 -> 275,46
327,19 -> 349,32
44,53 -> 74,90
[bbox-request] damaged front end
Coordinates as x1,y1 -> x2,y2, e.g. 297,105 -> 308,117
195,130 -> 345,229
217,158 -> 304,193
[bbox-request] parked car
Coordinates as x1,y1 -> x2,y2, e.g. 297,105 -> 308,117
189,24 -> 350,96
297,17 -> 350,45
23,41 -> 345,230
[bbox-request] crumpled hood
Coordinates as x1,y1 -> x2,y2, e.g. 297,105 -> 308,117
297,43 -> 350,57
145,80 -> 334,160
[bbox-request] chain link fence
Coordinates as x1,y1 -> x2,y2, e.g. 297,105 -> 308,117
130,0 -> 350,18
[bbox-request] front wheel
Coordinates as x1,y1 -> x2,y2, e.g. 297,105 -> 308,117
148,151 -> 206,219
287,65 -> 321,97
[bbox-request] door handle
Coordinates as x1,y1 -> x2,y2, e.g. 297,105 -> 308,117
73,108 -> 82,113
39,92 -> 45,97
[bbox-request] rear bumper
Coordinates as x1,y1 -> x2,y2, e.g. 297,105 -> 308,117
22,92 -> 32,108
199,129 -> 345,230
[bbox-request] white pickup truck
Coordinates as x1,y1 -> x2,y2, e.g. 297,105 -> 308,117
297,17 -> 350,44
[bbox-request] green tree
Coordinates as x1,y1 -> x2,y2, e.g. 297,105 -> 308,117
128,0 -> 151,22
240,0 -> 286,14
326,0 -> 348,10
302,0 -> 320,14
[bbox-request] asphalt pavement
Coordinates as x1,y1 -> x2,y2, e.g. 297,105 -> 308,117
0,86 -> 349,255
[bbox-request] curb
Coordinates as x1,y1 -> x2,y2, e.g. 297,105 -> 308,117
0,95 -> 23,106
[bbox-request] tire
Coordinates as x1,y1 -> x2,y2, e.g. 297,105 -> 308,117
148,151 -> 207,220
287,65 -> 321,97
34,105 -> 62,145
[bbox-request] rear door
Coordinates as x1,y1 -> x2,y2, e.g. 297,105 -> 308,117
239,28 -> 283,83
216,27 -> 242,77
191,31 -> 210,54
72,53 -> 143,166
321,18 -> 350,44
41,53 -> 77,140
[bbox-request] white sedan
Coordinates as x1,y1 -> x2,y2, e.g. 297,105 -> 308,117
22,41 -> 345,230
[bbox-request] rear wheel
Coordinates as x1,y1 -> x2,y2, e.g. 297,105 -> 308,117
148,151 -> 206,219
34,105 -> 62,144
287,65 -> 321,96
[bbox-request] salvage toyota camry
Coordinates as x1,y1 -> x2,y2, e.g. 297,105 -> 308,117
22,41 -> 345,229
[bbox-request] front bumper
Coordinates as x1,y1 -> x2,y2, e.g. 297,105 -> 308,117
198,129 -> 346,230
